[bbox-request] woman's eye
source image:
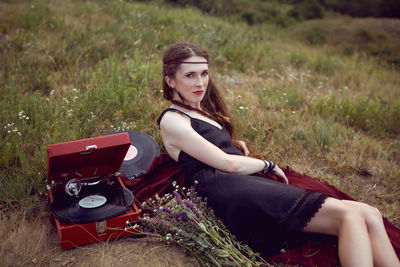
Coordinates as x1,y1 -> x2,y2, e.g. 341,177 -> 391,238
202,71 -> 208,76
186,73 -> 193,78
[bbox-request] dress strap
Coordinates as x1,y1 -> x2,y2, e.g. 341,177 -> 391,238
157,108 -> 192,127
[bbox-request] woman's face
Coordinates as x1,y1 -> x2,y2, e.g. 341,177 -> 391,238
166,56 -> 209,108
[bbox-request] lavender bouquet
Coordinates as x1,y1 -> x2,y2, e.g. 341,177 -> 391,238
134,181 -> 270,267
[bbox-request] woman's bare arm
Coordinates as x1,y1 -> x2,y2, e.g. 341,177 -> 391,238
160,111 -> 288,183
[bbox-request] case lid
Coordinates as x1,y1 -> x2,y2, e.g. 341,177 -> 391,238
47,132 -> 130,184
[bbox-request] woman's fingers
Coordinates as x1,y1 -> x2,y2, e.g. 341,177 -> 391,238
237,140 -> 250,156
274,167 -> 289,184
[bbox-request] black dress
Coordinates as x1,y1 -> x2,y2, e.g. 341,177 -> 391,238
157,108 -> 329,256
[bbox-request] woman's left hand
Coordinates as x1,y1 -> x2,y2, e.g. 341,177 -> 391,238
236,140 -> 250,156
273,166 -> 289,184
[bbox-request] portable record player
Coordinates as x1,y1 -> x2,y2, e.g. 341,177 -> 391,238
47,132 -> 140,249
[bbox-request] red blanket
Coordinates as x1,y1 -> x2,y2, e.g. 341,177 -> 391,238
123,154 -> 400,267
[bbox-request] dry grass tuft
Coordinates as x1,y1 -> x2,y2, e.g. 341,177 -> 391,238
0,204 -> 196,267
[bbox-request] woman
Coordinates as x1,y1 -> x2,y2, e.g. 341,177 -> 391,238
157,42 -> 400,267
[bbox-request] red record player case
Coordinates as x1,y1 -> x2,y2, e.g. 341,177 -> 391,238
47,132 -> 140,249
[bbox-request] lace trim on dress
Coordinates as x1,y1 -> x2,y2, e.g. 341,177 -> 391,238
279,192 -> 329,233
299,194 -> 329,231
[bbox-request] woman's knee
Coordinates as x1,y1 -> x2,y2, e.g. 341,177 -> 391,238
304,199 -> 384,238
303,198 -> 364,235
362,204 -> 382,224
343,201 -> 383,229
341,204 -> 365,223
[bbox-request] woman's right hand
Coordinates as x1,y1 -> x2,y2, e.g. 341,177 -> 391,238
273,166 -> 289,184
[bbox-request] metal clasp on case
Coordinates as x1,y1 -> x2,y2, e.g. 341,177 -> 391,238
96,220 -> 107,236
86,145 -> 97,150
80,145 -> 97,154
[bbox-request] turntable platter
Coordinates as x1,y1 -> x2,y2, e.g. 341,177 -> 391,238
51,182 -> 134,224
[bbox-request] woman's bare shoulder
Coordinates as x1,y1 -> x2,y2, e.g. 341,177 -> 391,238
159,110 -> 191,134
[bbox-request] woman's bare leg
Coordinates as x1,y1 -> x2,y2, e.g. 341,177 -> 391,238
343,200 -> 400,267
303,197 -> 373,267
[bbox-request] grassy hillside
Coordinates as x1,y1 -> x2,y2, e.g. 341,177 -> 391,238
0,0 -> 399,265
286,17 -> 400,67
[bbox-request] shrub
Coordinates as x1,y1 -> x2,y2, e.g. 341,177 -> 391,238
313,54 -> 337,75
358,28 -> 374,42
306,26 -> 326,45
289,0 -> 324,20
288,50 -> 308,68
312,117 -> 336,150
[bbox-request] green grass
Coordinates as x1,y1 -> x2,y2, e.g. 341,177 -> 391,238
0,0 -> 399,223
0,1 -> 399,266
287,17 -> 400,69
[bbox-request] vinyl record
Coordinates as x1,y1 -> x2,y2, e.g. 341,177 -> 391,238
106,131 -> 160,179
51,182 -> 134,224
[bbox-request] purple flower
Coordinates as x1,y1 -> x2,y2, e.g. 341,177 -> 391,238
176,212 -> 188,221
184,199 -> 193,210
163,207 -> 172,213
174,191 -> 184,206
183,199 -> 203,220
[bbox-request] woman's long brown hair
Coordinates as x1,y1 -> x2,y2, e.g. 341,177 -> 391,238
162,42 -> 235,137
